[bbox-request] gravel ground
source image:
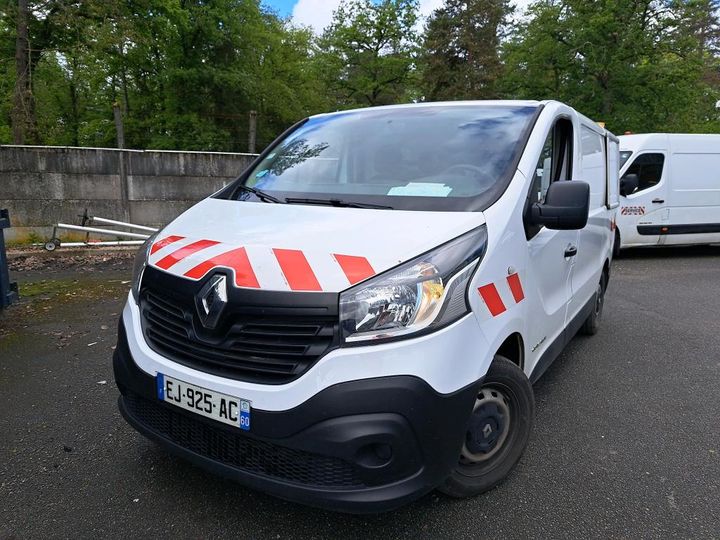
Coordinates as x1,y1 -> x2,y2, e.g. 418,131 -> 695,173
1,245 -> 719,539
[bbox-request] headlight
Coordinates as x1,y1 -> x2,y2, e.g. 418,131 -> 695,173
340,226 -> 487,343
131,232 -> 158,304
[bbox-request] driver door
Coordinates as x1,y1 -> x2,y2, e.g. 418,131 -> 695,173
618,152 -> 668,246
525,119 -> 577,375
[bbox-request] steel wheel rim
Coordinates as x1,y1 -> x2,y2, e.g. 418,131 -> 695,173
595,280 -> 604,317
460,386 -> 511,463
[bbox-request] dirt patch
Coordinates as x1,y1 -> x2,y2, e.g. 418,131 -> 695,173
8,247 -> 137,274
2,248 -> 135,338
0,275 -> 129,340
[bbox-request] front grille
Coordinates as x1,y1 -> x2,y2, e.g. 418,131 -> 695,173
139,268 -> 339,384
124,392 -> 366,489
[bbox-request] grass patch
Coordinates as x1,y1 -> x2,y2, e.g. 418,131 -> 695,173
19,279 -> 78,298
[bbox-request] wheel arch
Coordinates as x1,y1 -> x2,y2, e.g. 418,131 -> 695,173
603,257 -> 611,283
613,227 -> 621,258
495,332 -> 524,371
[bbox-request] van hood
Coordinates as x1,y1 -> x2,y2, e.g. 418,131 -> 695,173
147,198 -> 486,293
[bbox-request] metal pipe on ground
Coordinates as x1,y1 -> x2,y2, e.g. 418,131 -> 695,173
88,216 -> 157,233
54,223 -> 151,240
45,211 -> 158,251
35,240 -> 145,248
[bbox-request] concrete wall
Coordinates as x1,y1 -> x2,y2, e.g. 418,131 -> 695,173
0,145 -> 257,242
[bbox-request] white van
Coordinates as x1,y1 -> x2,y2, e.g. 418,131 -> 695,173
616,133 -> 720,253
114,100 -> 619,512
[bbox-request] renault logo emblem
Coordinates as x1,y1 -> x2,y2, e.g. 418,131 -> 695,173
195,274 -> 228,330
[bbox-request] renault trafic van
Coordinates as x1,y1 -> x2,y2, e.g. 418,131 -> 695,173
114,101 -> 619,512
616,133 -> 720,253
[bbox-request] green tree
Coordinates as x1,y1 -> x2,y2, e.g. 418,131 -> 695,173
501,0 -> 720,133
0,1 -> 16,142
420,0 -> 513,101
0,0 -> 332,150
674,0 -> 720,130
314,0 -> 420,107
152,0 -> 330,151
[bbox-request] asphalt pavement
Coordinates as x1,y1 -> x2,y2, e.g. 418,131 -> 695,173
1,246 -> 719,539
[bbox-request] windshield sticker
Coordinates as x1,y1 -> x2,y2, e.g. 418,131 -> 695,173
255,169 -> 269,178
387,183 -> 452,197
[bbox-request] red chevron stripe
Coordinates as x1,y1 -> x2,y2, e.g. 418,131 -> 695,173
478,284 -> 507,317
155,239 -> 219,270
506,273 -> 525,303
273,248 -> 322,291
334,254 -> 375,285
184,247 -> 260,288
150,235 -> 185,255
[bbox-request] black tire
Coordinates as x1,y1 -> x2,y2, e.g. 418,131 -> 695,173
580,272 -> 607,336
438,356 -> 534,498
612,229 -> 621,259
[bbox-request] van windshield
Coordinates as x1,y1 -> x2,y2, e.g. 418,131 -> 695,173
232,105 -> 539,212
620,150 -> 633,169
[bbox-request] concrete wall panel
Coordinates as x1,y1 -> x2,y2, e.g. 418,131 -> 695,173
0,145 -> 257,242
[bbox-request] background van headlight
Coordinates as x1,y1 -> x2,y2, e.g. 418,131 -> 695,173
339,226 -> 487,343
131,232 -> 158,304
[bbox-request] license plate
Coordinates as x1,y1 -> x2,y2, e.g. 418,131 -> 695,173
156,373 -> 251,431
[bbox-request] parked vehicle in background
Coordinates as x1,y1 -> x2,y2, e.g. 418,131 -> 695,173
114,100 -> 619,512
615,134 -> 720,254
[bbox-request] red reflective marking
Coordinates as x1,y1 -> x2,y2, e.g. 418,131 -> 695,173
155,239 -> 219,270
273,249 -> 322,291
150,235 -> 185,255
478,284 -> 507,317
184,247 -> 259,288
334,254 -> 375,285
506,273 -> 525,303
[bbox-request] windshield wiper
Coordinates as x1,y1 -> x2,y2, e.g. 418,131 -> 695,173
284,197 -> 393,210
235,184 -> 284,204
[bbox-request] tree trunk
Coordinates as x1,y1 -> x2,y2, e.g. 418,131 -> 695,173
69,79 -> 79,146
11,0 -> 31,144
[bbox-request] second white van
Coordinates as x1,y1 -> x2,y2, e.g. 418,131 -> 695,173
616,133 -> 720,253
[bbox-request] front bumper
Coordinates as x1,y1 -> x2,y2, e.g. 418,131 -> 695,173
114,320 -> 482,513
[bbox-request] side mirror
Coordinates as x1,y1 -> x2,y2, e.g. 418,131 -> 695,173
620,173 -> 639,196
530,181 -> 590,230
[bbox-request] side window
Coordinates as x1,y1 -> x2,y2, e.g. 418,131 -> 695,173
527,119 -> 573,239
530,119 -> 573,204
531,132 -> 554,203
580,126 -> 606,207
622,153 -> 665,193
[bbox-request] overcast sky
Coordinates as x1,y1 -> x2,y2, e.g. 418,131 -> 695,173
264,0 -> 534,34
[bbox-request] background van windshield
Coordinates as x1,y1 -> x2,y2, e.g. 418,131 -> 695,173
620,150 -> 633,168
241,105 -> 537,210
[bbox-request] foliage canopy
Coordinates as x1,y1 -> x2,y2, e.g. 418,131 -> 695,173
1,0 -> 719,151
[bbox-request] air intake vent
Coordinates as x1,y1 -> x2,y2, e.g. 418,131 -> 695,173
124,392 -> 366,488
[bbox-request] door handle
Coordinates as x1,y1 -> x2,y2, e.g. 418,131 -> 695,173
652,198 -> 665,204
564,245 -> 578,258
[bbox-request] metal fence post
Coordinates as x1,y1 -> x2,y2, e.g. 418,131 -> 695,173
0,209 -> 19,309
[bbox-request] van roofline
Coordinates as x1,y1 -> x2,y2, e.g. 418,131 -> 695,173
309,100 -> 616,139
620,133 -> 720,137
309,100 -> 544,119
618,133 -> 720,151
